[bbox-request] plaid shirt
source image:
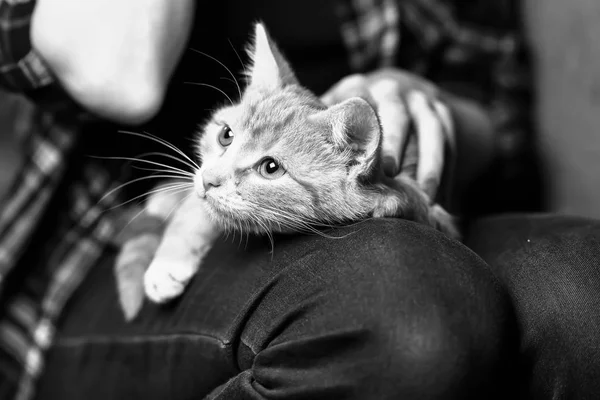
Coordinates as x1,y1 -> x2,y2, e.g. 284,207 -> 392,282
0,0 -> 531,398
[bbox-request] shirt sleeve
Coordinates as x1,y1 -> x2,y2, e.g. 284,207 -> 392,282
393,0 -> 537,211
335,0 -> 536,211
398,0 -> 533,159
0,0 -> 53,90
336,0 -> 533,154
0,0 -> 87,117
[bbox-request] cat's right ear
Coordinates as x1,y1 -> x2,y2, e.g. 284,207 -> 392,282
310,97 -> 382,178
245,22 -> 298,91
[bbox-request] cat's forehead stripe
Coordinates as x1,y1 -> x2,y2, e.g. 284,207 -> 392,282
242,104 -> 300,146
247,111 -> 296,136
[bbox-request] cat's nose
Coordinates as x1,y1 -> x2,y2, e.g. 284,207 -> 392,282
202,169 -> 223,192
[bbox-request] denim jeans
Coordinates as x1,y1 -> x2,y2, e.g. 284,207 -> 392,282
35,215 -> 600,399
467,214 -> 600,400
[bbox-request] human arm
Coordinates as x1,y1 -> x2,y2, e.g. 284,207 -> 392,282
30,0 -> 195,124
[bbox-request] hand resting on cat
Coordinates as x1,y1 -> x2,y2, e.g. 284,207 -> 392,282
114,22 -> 460,320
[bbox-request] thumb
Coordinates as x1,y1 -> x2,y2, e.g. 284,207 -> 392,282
320,74 -> 372,106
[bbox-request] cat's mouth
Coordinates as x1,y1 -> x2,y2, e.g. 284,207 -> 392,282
202,192 -> 249,228
202,191 -> 287,235
200,191 -> 226,216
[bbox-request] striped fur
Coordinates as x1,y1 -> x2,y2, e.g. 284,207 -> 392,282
142,22 -> 459,306
194,22 -> 459,239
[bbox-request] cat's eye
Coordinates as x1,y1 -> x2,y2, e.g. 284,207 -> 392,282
258,157 -> 285,179
218,125 -> 234,147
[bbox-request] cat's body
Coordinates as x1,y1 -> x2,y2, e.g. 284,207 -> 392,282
138,22 -> 459,307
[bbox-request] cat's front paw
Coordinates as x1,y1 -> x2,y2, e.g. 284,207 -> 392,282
143,258 -> 196,303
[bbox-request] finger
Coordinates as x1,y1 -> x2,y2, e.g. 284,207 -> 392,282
432,100 -> 455,152
432,100 -> 456,206
406,91 -> 445,200
368,79 -> 411,176
320,74 -> 371,106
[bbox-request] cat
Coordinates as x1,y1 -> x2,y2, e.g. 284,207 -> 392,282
115,22 -> 460,316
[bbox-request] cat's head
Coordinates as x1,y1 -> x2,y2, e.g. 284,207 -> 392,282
194,22 -> 383,233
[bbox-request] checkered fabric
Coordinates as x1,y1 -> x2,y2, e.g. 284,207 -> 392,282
0,0 -> 52,91
0,0 -> 532,399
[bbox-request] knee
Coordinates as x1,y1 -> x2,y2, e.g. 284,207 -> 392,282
248,219 -> 516,398
315,219 -> 515,398
355,285 -> 513,399
467,215 -> 600,398
365,314 -> 472,398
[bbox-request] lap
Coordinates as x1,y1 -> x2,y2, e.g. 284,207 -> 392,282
466,213 -> 600,399
38,218 -> 514,399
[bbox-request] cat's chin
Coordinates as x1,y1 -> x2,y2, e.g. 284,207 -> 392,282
201,192 -> 307,236
200,196 -> 266,235
211,214 -> 275,236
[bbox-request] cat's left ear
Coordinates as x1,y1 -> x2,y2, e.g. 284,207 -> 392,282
310,97 -> 382,178
246,22 -> 299,90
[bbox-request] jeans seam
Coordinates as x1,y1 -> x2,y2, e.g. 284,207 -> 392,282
55,332 -> 228,348
239,337 -> 258,357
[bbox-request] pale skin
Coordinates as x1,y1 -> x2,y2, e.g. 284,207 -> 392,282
31,0 -> 493,207
31,0 -> 196,124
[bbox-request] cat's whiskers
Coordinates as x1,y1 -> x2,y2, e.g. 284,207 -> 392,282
97,174 -> 193,207
117,187 -> 193,234
219,209 -> 275,255
256,205 -> 320,232
118,130 -> 200,170
189,48 -> 243,100
164,191 -> 195,222
210,193 -> 327,238
253,215 -> 275,255
104,182 -> 193,212
184,82 -> 234,106
237,219 -> 246,249
114,187 -> 193,235
209,190 -> 358,240
230,226 -> 236,244
131,166 -> 195,179
228,213 -> 241,244
220,77 -> 240,91
258,206 -> 351,240
120,206 -> 151,236
265,203 -> 364,237
243,223 -> 251,251
228,39 -> 248,78
91,156 -> 194,179
245,219 -> 251,248
134,151 -> 198,173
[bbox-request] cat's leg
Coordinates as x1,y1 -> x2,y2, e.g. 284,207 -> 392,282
370,177 -> 430,223
114,182 -> 191,320
144,193 -> 222,303
371,176 -> 461,241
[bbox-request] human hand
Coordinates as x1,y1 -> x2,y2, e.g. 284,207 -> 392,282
31,0 -> 196,124
320,68 -> 455,203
